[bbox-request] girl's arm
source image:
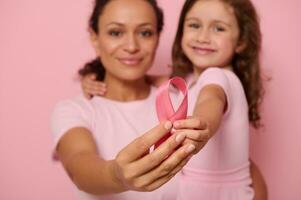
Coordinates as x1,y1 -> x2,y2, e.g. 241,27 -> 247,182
56,122 -> 196,195
192,84 -> 226,138
80,73 -> 169,99
171,84 -> 226,155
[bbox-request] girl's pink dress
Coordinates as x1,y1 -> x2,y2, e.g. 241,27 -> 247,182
177,67 -> 254,200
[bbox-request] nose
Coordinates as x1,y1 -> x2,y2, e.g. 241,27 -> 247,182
197,29 -> 211,44
124,33 -> 140,53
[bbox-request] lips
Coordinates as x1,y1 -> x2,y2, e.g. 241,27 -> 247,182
192,46 -> 216,55
118,58 -> 143,66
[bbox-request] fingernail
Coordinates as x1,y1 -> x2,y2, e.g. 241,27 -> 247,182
171,128 -> 176,134
175,134 -> 185,143
185,144 -> 196,153
164,121 -> 172,129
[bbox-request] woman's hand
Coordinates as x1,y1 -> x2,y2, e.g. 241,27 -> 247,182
111,121 -> 196,192
81,73 -> 107,99
172,117 -> 210,155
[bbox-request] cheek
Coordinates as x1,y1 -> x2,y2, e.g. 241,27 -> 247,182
218,36 -> 238,53
98,39 -> 120,56
142,40 -> 158,56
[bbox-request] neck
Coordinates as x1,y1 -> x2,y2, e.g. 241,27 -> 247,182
103,75 -> 150,102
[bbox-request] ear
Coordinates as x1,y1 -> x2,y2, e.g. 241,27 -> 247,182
89,28 -> 101,56
235,41 -> 246,54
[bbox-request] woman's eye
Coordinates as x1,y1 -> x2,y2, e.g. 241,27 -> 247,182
109,30 -> 123,37
188,23 -> 200,29
140,30 -> 154,37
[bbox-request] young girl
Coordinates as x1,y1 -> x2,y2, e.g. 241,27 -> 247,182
170,0 -> 264,199
81,0 -> 267,199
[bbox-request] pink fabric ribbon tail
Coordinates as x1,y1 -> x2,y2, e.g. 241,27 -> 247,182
155,76 -> 188,149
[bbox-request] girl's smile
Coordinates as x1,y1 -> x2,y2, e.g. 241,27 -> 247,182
181,0 -> 241,70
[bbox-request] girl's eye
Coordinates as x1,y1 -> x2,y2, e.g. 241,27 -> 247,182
108,30 -> 123,37
213,26 -> 226,32
140,30 -> 154,37
188,23 -> 201,29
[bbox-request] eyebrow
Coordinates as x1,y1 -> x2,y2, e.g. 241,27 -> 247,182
185,17 -> 232,27
106,22 -> 155,28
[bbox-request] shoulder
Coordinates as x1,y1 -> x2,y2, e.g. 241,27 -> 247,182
195,67 -> 230,90
52,95 -> 93,115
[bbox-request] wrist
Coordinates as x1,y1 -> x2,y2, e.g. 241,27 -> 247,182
107,160 -> 128,193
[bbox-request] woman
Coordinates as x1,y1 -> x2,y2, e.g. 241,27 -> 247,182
51,0 -> 204,199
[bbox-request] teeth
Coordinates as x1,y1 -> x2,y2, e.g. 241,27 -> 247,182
193,47 -> 214,55
120,59 -> 141,65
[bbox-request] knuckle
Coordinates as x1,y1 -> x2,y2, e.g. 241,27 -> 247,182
135,178 -> 151,191
115,152 -> 125,163
135,138 -> 150,151
148,153 -> 160,165
144,185 -> 156,192
122,168 -> 135,182
161,163 -> 173,176
196,119 -> 203,128
167,137 -> 177,151
196,132 -> 203,140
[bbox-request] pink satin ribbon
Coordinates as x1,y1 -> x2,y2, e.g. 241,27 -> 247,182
155,77 -> 188,148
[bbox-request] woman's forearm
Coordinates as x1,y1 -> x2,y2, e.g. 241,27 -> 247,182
65,152 -> 126,195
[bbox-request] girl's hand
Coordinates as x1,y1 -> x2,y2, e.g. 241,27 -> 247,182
80,74 -> 169,99
81,73 -> 107,99
111,121 -> 195,192
172,117 -> 210,155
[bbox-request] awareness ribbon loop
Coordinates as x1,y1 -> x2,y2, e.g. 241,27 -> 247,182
155,76 -> 188,148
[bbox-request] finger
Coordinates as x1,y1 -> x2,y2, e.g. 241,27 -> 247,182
87,87 -> 106,96
144,154 -> 192,191
173,117 -> 207,130
118,121 -> 173,163
182,139 -> 207,154
130,131 -> 186,175
83,93 -> 92,99
85,80 -> 107,91
152,143 -> 195,177
87,73 -> 97,80
87,80 -> 107,88
81,83 -> 93,99
137,144 -> 194,190
82,83 -> 106,97
175,129 -> 210,141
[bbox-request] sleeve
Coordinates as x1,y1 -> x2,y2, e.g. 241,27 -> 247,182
50,97 -> 92,158
194,67 -> 232,116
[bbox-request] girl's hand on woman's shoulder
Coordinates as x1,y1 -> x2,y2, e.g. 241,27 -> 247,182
110,121 -> 195,192
81,73 -> 107,99
172,117 -> 210,155
81,73 -> 170,99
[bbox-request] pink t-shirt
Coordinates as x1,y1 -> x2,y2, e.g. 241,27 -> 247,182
51,86 -> 178,200
176,67 -> 254,200
51,67 -> 253,200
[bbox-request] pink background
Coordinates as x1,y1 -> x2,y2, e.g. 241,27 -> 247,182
0,0 -> 300,199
